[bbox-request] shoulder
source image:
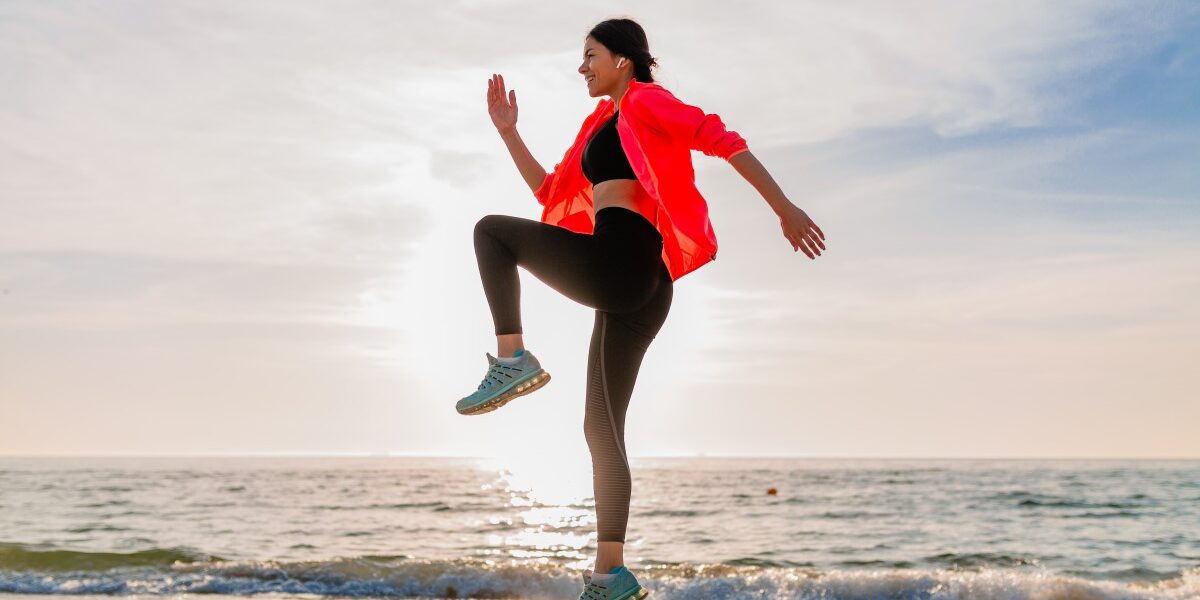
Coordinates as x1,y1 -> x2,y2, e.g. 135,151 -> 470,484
623,81 -> 684,127
625,81 -> 676,107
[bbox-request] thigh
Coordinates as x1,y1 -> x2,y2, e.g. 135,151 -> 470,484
606,262 -> 673,347
584,267 -> 671,440
476,214 -> 612,309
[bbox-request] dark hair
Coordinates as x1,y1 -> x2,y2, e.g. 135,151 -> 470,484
587,18 -> 658,83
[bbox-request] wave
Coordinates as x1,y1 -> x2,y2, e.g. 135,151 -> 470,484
1,544 -> 1198,599
991,491 -> 1155,510
306,501 -> 454,511
635,509 -> 722,518
923,551 -> 1042,569
0,542 -> 220,572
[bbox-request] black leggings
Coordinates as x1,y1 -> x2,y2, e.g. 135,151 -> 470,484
473,206 -> 674,543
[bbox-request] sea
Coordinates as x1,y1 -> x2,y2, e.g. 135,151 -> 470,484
0,456 -> 1197,599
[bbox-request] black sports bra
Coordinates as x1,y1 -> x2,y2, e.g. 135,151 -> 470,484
581,111 -> 638,185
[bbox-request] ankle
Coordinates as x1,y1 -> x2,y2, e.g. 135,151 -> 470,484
496,333 -> 524,358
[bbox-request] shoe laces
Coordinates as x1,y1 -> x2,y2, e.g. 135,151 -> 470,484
580,579 -> 608,600
477,361 -> 521,391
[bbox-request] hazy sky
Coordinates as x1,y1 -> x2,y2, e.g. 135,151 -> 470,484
2,1 -> 1198,459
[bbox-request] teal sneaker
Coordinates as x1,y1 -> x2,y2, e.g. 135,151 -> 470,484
579,566 -> 649,600
456,349 -> 551,415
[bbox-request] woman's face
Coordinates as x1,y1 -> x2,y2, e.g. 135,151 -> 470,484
579,37 -> 626,98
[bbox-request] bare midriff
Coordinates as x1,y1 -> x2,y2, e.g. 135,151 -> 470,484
592,179 -> 657,225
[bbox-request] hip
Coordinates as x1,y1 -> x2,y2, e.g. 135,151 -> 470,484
593,206 -> 669,284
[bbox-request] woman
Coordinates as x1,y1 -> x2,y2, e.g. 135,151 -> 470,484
459,18 -> 825,600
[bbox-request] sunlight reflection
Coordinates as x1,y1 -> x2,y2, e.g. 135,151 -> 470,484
518,506 -> 592,528
485,529 -> 592,561
473,452 -> 597,567
477,452 -> 593,508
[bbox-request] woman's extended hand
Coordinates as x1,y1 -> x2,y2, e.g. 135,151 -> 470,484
778,203 -> 826,259
487,73 -> 518,132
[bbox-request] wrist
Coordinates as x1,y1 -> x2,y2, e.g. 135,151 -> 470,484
765,193 -> 792,216
497,125 -> 518,138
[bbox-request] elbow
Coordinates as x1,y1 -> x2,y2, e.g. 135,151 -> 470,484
723,144 -> 750,163
694,116 -> 748,160
708,136 -> 749,161
533,170 -> 553,205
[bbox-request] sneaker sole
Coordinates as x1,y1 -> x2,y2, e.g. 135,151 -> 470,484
458,370 -> 551,416
616,587 -> 648,600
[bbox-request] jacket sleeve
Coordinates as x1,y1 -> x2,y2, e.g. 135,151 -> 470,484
638,87 -> 749,160
533,165 -> 556,206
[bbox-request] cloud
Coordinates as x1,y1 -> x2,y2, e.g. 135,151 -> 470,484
2,1 -> 1197,456
428,148 -> 495,189
606,1 -> 1199,144
0,250 -> 418,331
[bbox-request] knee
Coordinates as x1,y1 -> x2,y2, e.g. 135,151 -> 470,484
473,215 -> 492,243
583,408 -> 610,451
583,411 -> 600,448
474,214 -> 507,239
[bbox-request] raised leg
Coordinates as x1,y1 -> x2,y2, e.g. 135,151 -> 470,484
474,214 -> 609,336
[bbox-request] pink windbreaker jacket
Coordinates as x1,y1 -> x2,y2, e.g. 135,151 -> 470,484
533,78 -> 749,281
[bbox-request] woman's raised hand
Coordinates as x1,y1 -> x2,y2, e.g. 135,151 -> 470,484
487,73 -> 518,133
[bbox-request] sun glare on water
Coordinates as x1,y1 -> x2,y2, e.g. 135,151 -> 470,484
474,452 -> 597,565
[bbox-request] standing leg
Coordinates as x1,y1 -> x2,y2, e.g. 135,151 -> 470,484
585,265 -> 673,572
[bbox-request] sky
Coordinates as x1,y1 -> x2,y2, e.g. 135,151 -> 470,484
1,1 -> 1198,460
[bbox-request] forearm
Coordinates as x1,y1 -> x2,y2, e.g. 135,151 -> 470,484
497,126 -> 548,193
729,150 -> 793,216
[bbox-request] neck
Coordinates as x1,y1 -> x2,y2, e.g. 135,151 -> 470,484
610,76 -> 635,108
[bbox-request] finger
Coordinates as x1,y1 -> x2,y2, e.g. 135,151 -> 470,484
808,230 -> 826,251
803,231 -> 822,254
797,238 -> 815,259
810,221 -> 825,240
509,89 -> 516,107
799,236 -> 819,259
781,224 -> 797,251
498,74 -> 506,98
784,228 -> 808,256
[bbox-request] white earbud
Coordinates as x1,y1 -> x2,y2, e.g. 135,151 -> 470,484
616,58 -> 626,69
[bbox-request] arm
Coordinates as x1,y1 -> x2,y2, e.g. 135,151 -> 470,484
486,74 -> 549,197
729,150 -> 791,216
638,90 -> 789,216
632,86 -> 826,257
729,150 -> 826,259
634,86 -> 749,159
497,126 -> 548,195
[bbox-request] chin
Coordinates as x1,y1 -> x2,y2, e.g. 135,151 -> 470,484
585,81 -> 604,98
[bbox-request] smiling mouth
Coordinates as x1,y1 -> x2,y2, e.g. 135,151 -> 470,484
586,76 -> 596,84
